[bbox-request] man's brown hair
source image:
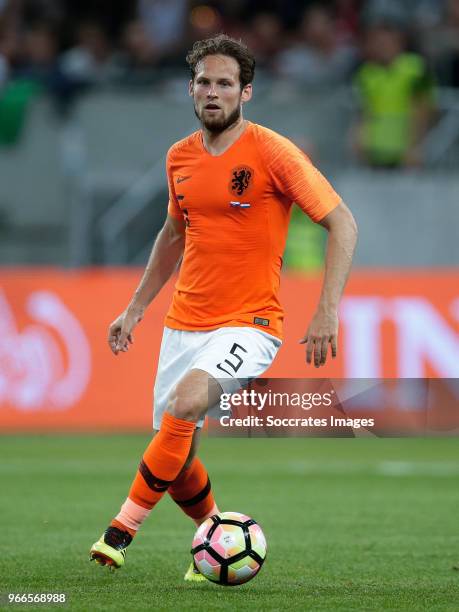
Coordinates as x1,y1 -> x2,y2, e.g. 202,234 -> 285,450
186,34 -> 256,89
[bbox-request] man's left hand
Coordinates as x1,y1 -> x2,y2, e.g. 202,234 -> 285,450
300,308 -> 338,368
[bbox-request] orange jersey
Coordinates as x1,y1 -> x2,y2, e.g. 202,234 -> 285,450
165,121 -> 341,340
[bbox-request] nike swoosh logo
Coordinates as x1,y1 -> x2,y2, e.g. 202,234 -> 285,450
177,176 -> 191,184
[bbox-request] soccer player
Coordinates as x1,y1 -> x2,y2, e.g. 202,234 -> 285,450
90,34 -> 357,580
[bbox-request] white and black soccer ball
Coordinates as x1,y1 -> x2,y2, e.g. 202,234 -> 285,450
191,511 -> 267,586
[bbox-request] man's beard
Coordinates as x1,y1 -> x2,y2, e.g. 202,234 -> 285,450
194,103 -> 241,134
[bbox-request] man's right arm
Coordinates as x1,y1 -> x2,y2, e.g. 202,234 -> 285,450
108,214 -> 185,354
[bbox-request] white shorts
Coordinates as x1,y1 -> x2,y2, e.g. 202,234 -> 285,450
153,326 -> 281,429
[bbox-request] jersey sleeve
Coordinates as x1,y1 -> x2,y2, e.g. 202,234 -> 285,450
258,128 -> 341,222
166,147 -> 182,219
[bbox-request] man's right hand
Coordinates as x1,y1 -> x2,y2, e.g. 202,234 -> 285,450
108,305 -> 145,355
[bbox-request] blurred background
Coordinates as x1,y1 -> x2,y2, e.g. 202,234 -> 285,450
0,0 -> 458,430
1,0 -> 459,268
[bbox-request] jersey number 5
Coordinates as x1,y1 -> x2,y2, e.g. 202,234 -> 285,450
216,343 -> 248,377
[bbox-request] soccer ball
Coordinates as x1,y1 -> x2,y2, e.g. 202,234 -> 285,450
191,511 -> 267,586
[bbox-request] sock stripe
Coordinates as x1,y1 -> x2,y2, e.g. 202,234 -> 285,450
171,476 -> 211,508
139,459 -> 172,493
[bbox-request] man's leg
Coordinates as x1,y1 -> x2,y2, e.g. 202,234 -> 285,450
90,369 -> 221,568
120,370 -> 221,524
167,428 -> 221,582
113,428 -> 218,534
168,428 -> 219,526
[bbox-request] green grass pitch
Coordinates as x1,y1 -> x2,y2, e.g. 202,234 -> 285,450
1,435 -> 459,611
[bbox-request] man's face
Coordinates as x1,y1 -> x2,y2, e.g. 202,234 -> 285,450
189,54 -> 252,133
364,27 -> 404,64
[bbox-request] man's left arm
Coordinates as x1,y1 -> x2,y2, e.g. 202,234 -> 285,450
300,200 -> 358,367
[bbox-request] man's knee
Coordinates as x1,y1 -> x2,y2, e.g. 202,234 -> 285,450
167,385 -> 206,422
166,370 -> 210,422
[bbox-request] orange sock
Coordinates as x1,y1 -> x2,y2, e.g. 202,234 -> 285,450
112,412 -> 196,533
169,457 -> 216,522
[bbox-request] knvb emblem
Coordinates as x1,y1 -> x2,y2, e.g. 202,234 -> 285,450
229,165 -> 254,196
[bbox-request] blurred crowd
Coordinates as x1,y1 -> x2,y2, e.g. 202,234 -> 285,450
1,0 -> 459,168
0,0 -> 457,269
1,0 -> 459,92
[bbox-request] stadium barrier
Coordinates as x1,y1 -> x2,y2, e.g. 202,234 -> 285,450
0,269 -> 457,431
